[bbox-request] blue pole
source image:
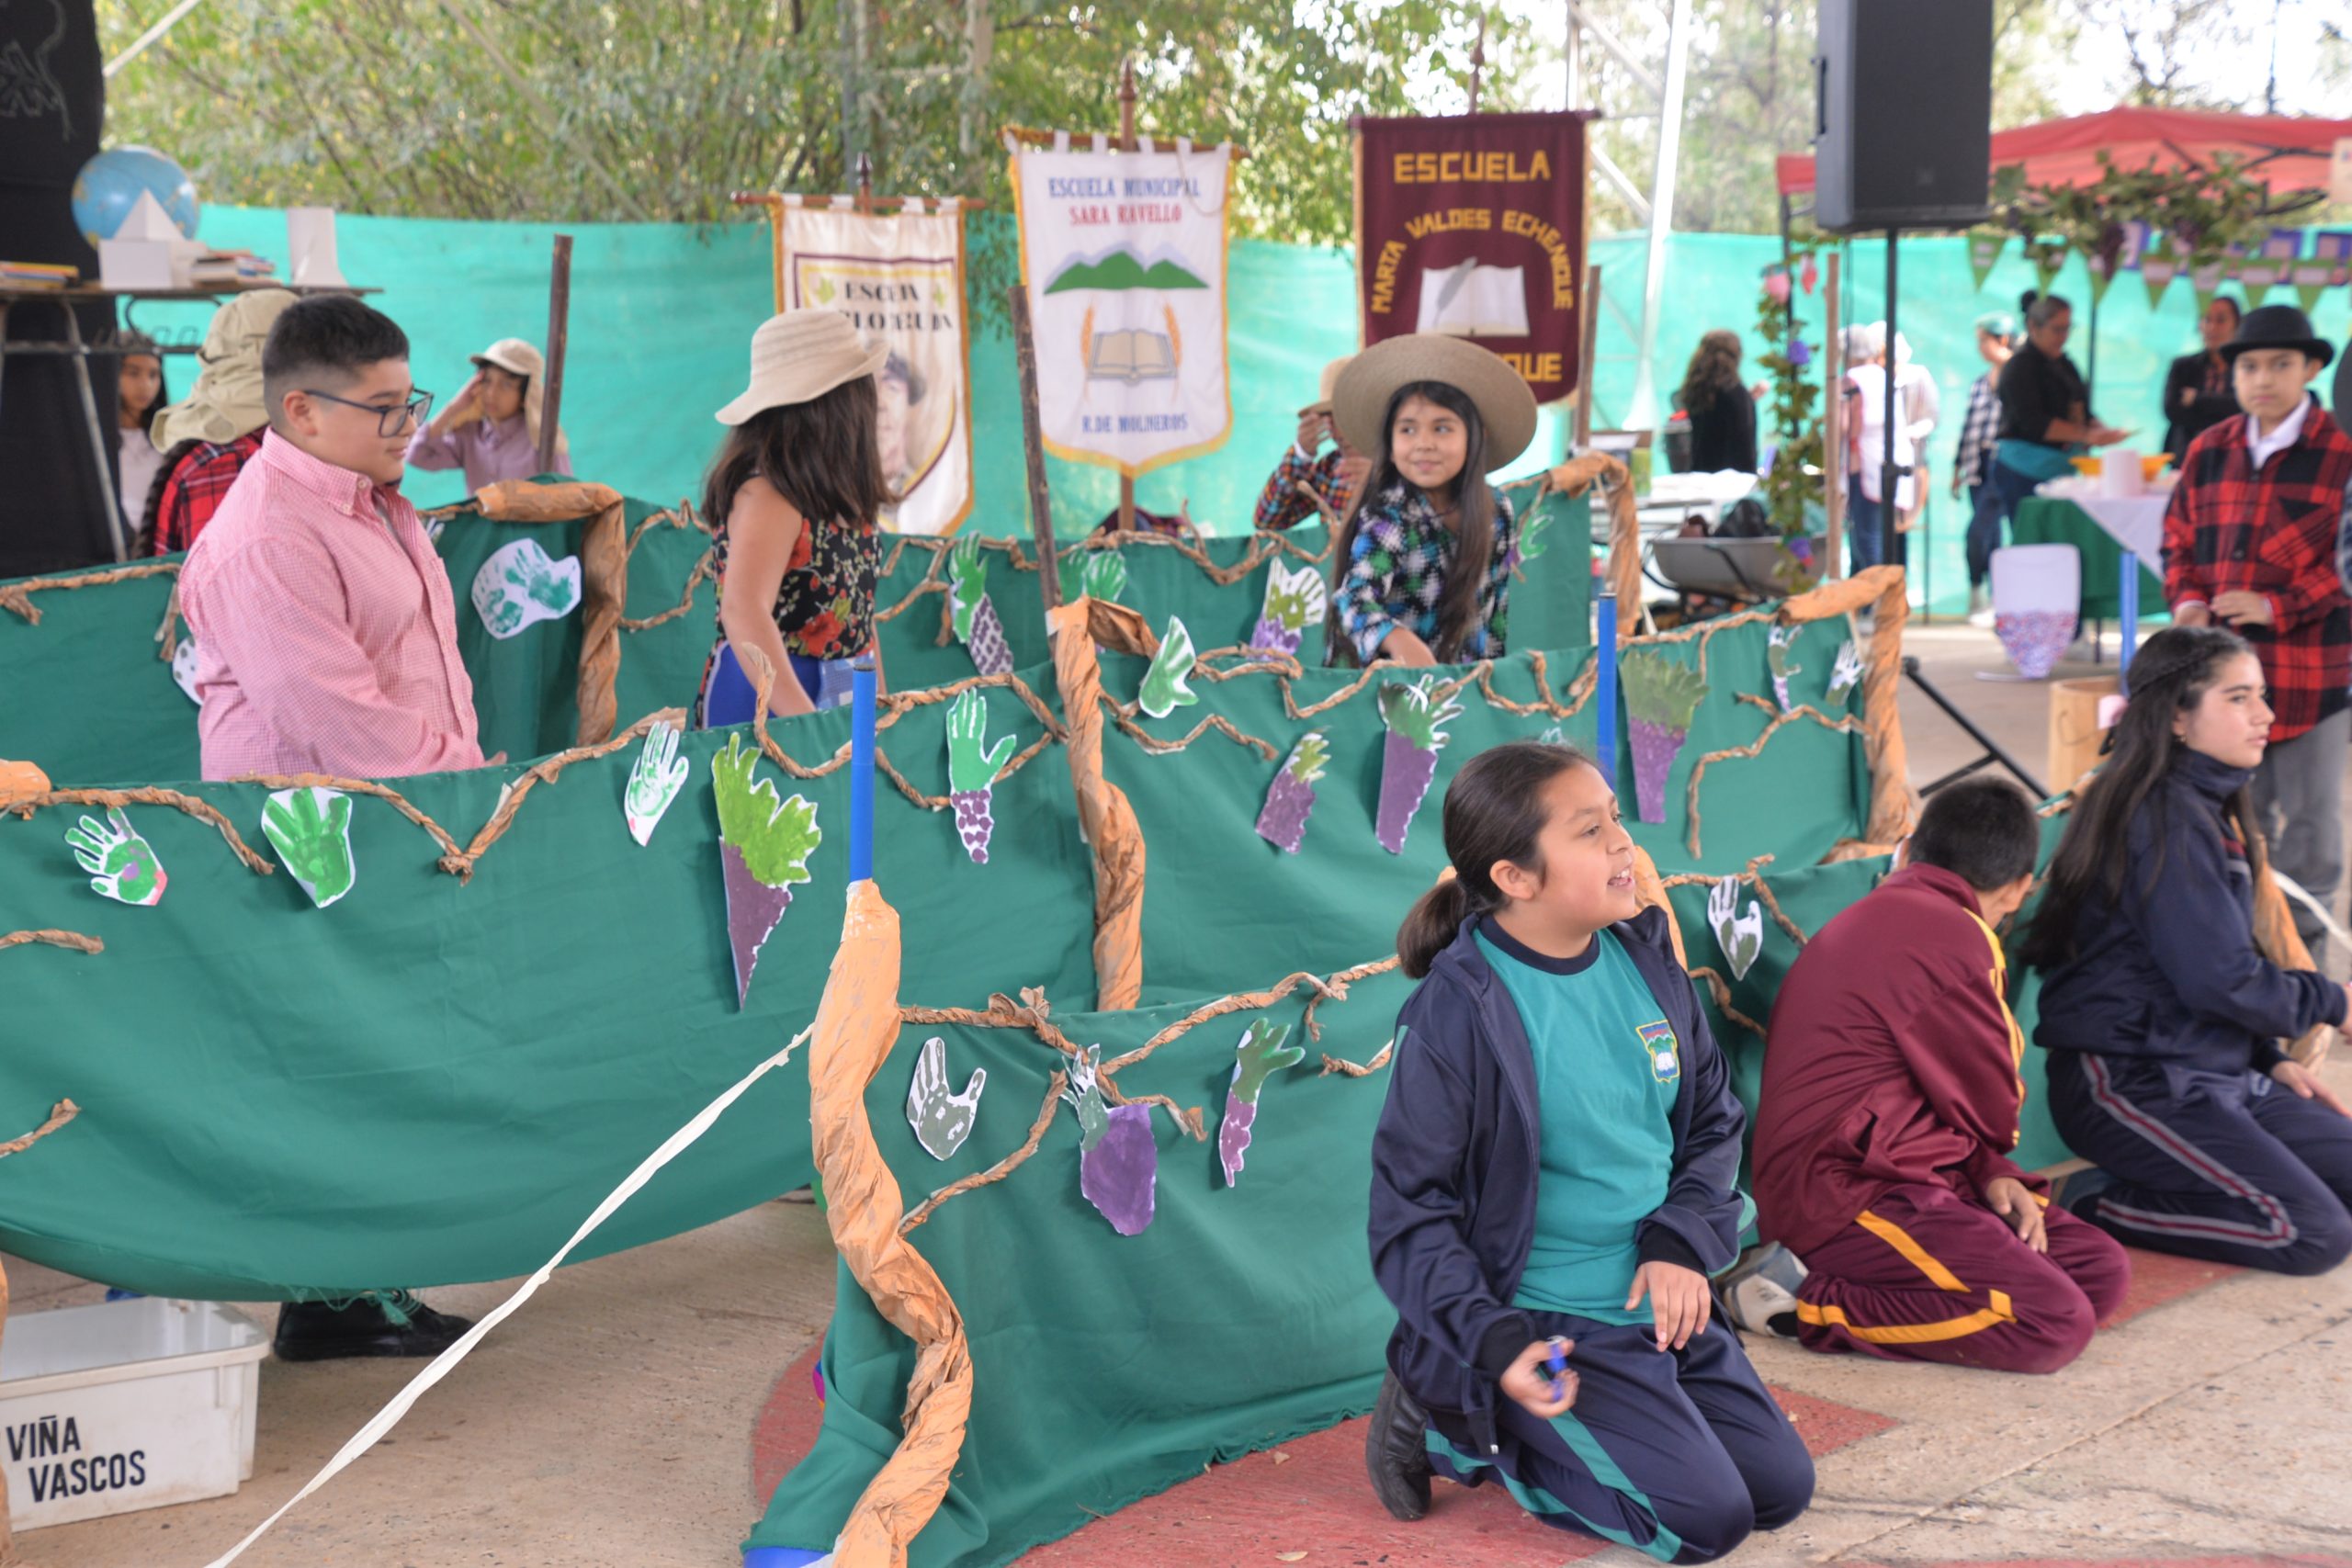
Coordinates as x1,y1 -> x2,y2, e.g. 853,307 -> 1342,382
1596,592 -> 1619,787
848,653 -> 876,884
2118,550 -> 2140,680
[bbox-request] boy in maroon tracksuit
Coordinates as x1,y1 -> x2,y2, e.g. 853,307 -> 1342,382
1748,781 -> 2131,1373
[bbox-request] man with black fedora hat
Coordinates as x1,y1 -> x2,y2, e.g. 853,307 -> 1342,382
2163,302 -> 2352,955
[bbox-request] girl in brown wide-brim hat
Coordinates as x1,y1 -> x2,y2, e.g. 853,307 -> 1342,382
697,310 -> 894,728
1325,333 -> 1540,669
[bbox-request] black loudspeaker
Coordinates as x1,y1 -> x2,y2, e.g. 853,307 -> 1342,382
2333,344 -> 2351,421
1813,0 -> 1993,232
0,0 -> 114,573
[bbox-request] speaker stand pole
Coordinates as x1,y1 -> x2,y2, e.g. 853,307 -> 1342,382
1882,226 -> 1901,604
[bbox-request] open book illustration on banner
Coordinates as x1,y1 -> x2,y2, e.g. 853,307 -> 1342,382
1417,260 -> 1531,338
1050,246 -> 1205,385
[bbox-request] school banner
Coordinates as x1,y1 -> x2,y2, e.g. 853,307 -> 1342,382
1011,140 -> 1234,478
779,198 -> 976,535
1353,112 -> 1589,406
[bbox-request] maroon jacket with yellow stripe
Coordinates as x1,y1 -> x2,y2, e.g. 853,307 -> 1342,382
1752,863 -> 2033,1258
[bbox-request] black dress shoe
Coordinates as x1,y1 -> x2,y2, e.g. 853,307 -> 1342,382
1364,1370 -> 1433,1521
273,1292 -> 475,1362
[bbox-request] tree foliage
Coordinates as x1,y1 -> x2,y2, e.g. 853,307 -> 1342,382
96,0 -> 1511,243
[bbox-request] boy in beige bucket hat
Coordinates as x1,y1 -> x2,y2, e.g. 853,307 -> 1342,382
698,310 -> 895,726
1254,355 -> 1370,532
407,336 -> 573,492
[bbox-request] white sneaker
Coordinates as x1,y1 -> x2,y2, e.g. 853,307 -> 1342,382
1723,1243 -> 1807,1337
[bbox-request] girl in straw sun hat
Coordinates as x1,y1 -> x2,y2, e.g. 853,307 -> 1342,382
697,309 -> 894,726
1326,333 -> 1539,668
407,336 -> 573,491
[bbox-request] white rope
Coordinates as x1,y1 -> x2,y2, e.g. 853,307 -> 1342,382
199,1024 -> 814,1567
2272,870 -> 2352,954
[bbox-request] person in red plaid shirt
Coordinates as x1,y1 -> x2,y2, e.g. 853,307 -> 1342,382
1253,355 -> 1367,531
137,288 -> 297,556
2164,304 -> 2351,952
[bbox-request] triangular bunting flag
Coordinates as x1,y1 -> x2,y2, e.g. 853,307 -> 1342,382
1968,232 -> 2008,291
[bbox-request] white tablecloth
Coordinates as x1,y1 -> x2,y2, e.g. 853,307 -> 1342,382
2037,479 -> 2168,562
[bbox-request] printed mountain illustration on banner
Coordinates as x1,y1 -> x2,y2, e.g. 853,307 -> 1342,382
1012,141 -> 1234,478
1046,248 -> 1210,294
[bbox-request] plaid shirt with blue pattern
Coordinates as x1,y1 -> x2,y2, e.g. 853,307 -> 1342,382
1954,372 -> 2002,489
1331,481 -> 1518,666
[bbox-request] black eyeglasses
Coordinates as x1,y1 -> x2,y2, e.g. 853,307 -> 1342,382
303,388 -> 435,436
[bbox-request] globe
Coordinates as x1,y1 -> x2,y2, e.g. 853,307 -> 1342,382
71,146 -> 201,247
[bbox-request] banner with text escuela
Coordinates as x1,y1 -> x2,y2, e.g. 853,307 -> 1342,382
1012,140 -> 1234,478
1354,112 -> 1589,406
781,199 -> 976,535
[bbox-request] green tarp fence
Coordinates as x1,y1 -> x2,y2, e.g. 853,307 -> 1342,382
6,485 -> 1988,1568
0,488 -> 1843,1302
115,210 -> 2349,617
0,479 -> 1591,782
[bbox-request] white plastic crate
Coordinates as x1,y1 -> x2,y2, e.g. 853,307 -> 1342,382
1,1298 -> 269,1530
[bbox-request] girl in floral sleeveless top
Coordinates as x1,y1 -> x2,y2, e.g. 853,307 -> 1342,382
697,310 -> 893,726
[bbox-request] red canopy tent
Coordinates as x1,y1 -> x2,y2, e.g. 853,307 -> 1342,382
1777,106 -> 2352,204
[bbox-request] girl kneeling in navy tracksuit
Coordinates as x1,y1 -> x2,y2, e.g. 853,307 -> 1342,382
1363,741 -> 1813,1562
2023,624 -> 2352,1275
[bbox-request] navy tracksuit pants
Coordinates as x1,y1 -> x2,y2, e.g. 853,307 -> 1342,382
1425,1315 -> 1814,1563
2048,1051 -> 2352,1276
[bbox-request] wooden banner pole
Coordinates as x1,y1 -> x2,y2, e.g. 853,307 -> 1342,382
538,234 -> 573,475
1011,284 -> 1062,610
1574,264 -> 1600,450
1823,250 -> 1845,581
1115,58 -> 1139,535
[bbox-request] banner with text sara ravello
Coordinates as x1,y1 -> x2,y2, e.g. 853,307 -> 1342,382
1011,138 -> 1234,478
780,197 -> 975,535
1353,112 -> 1589,406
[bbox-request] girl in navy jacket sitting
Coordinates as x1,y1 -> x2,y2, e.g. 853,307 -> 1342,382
2023,625 -> 2352,1275
1363,741 -> 1814,1562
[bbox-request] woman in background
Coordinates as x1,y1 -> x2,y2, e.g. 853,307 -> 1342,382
2162,296 -> 2243,464
1677,331 -> 1758,475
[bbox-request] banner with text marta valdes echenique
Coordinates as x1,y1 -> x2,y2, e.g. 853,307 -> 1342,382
1353,113 -> 1590,407
779,197 -> 975,534
1011,137 -> 1234,478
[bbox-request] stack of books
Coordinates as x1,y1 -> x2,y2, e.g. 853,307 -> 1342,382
0,261 -> 80,291
187,250 -> 277,286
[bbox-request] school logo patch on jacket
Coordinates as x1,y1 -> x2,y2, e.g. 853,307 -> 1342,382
1638,1019 -> 1679,1083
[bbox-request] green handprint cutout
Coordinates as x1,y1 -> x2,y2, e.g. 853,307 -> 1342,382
65,806 -> 167,907
946,688 -> 1015,863
471,539 -> 582,639
1515,507 -> 1555,565
1059,547 -> 1128,605
1219,1018 -> 1305,1185
948,536 -> 988,643
624,720 -> 691,846
946,688 -> 1015,795
1139,615 -> 1200,719
262,786 -> 357,908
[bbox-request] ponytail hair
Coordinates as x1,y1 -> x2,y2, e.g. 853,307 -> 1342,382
1397,739 -> 1593,977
